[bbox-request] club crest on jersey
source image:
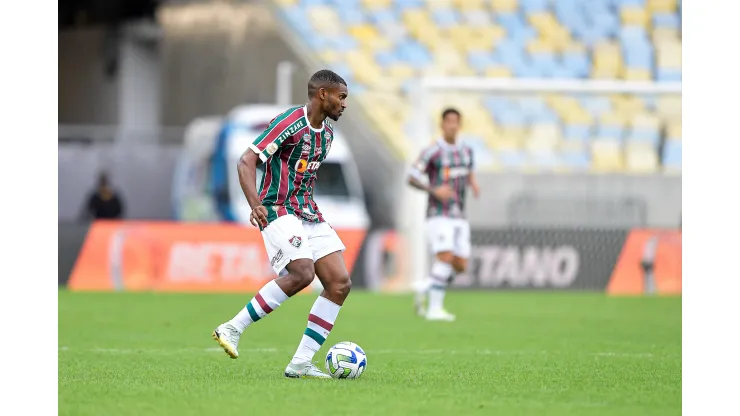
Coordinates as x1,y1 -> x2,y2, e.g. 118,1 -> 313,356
266,143 -> 278,155
289,236 -> 302,248
325,140 -> 332,154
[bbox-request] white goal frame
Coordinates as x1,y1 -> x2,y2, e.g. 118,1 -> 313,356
401,77 -> 682,291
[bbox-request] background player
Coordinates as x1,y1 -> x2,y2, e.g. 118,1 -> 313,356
407,108 -> 479,321
212,70 -> 350,378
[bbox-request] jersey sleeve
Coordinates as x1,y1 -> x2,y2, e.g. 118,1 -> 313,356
409,146 -> 436,181
248,110 -> 298,162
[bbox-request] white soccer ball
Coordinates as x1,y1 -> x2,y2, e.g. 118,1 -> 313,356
325,341 -> 367,379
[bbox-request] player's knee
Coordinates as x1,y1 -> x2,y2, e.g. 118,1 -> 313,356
328,275 -> 352,300
290,261 -> 316,289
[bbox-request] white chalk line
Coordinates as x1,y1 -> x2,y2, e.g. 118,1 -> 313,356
58,346 -> 661,358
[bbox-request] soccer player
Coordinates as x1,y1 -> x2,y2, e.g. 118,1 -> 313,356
407,108 -> 479,321
212,70 -> 350,378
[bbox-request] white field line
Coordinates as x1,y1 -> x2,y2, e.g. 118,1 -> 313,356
58,346 -> 659,358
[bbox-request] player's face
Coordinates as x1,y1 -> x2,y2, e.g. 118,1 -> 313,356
322,84 -> 348,121
441,113 -> 461,139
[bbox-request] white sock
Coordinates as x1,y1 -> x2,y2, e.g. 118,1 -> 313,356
428,261 -> 453,312
229,280 -> 288,333
292,296 -> 341,362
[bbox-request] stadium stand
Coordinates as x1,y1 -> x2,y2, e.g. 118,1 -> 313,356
275,0 -> 682,173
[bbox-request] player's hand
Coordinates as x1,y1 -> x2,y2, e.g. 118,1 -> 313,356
431,185 -> 455,201
250,205 -> 269,228
472,182 -> 480,199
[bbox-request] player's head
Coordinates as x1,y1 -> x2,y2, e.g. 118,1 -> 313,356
440,108 -> 461,141
308,69 -> 348,122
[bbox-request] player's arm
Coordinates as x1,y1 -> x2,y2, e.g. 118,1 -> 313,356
407,150 -> 453,201
237,150 -> 262,210
238,112 -> 295,226
467,147 -> 480,198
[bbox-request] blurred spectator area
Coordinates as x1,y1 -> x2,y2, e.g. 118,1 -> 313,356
273,0 -> 682,174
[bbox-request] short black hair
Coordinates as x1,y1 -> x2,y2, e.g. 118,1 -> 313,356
441,108 -> 461,121
308,69 -> 347,98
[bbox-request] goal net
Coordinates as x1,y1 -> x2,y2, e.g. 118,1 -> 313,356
400,77 -> 682,291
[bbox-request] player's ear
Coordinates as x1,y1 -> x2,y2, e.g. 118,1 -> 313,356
319,88 -> 326,100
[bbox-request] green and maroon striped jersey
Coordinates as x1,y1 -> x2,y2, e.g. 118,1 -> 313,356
248,105 -> 335,226
410,139 -> 474,219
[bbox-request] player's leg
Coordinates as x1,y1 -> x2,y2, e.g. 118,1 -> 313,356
449,219 -> 471,284
213,215 -> 315,359
285,222 -> 348,378
423,217 -> 456,321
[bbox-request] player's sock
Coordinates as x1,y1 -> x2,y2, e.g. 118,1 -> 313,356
229,280 -> 288,333
292,296 -> 341,363
428,261 -> 453,312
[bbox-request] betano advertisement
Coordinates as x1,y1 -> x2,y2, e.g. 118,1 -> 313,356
68,221 -> 365,293
67,221 -> 680,296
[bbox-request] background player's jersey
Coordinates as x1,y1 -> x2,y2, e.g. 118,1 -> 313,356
249,105 -> 335,226
410,139 -> 474,219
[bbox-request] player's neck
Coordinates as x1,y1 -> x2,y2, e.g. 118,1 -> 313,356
305,104 -> 325,130
442,136 -> 457,145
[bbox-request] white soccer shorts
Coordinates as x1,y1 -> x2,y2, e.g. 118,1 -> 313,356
261,214 -> 346,276
425,216 -> 471,259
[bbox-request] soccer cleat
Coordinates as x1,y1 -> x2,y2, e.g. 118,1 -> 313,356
284,360 -> 332,379
212,323 -> 241,359
425,308 -> 456,322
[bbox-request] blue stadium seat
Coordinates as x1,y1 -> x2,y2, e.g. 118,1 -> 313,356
497,13 -> 527,34
580,97 -> 612,117
333,37 -> 359,52
562,150 -> 591,170
302,0 -> 329,6
375,50 -> 397,68
628,129 -> 660,147
372,9 -> 399,25
662,141 -> 682,169
432,9 -> 458,28
563,124 -> 592,142
657,68 -> 682,82
495,108 -> 527,126
530,151 -> 562,170
562,51 -> 591,78
468,51 -> 495,73
620,0 -> 647,6
596,124 -> 624,141
397,41 -> 432,68
499,150 -> 527,169
653,13 -> 681,29
624,44 -> 654,70
592,11 -> 620,37
339,8 -> 366,25
521,0 -> 550,13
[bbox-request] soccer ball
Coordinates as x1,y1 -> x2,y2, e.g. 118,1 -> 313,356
325,341 -> 367,379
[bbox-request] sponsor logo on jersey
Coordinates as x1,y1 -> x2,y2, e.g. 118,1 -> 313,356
325,140 -> 332,154
444,166 -> 470,179
295,159 -> 321,173
302,133 -> 310,143
289,236 -> 302,248
324,131 -> 331,141
266,143 -> 279,155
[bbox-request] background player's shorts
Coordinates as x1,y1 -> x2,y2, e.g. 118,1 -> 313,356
425,216 -> 471,259
261,214 -> 346,275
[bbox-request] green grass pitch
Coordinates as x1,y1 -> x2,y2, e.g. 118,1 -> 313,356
59,290 -> 681,415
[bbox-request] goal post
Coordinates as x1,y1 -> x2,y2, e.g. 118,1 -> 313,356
400,77 -> 682,292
